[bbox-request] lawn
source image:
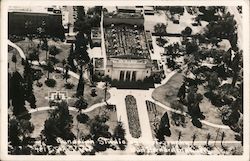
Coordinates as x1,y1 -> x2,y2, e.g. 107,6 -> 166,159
31,70 -> 110,109
8,39 -> 110,110
152,72 -> 226,125
30,105 -> 117,139
15,38 -> 71,68
152,72 -> 184,107
146,102 -> 238,142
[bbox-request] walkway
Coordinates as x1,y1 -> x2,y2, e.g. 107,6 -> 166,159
28,99 -> 110,114
9,39 -> 233,145
8,40 -> 26,60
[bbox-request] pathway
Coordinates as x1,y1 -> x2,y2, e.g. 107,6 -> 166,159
9,39 -> 233,144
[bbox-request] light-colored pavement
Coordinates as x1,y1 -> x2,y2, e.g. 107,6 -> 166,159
8,40 -> 26,60
10,39 -> 232,147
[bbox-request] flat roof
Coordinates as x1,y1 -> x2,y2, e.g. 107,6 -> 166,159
8,6 -> 61,14
104,24 -> 151,60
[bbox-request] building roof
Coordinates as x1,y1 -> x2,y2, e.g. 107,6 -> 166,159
104,24 -> 151,60
8,6 -> 61,15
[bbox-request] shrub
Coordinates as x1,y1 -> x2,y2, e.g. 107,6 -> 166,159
77,113 -> 89,124
64,82 -> 74,89
45,78 -> 56,87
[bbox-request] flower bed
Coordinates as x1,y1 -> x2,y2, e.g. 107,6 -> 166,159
125,95 -> 141,138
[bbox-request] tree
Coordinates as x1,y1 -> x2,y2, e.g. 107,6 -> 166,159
74,32 -> 90,68
154,23 -> 167,37
67,43 -> 76,72
27,47 -> 39,62
221,131 -> 226,147
76,71 -> 85,97
74,96 -> 88,111
205,133 -> 211,147
32,69 -> 43,86
11,53 -> 17,70
103,81 -> 110,104
64,64 -> 70,84
170,100 -> 186,127
62,59 -> 67,74
8,117 -> 35,154
177,82 -> 186,101
41,38 -> 49,61
181,26 -> 192,36
42,101 -> 75,145
155,111 -> 171,141
207,71 -> 220,92
113,121 -> 127,150
191,133 -> 197,146
10,71 -> 27,116
89,114 -> 112,151
168,6 -> 185,15
23,60 -> 35,104
28,93 -> 37,109
44,60 -> 54,79
49,45 -> 60,58
204,12 -> 237,41
77,113 -> 89,124
231,50 -> 242,86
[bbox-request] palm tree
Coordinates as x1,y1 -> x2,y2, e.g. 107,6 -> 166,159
221,131 -> 226,147
205,133 -> 211,147
44,60 -> 54,79
42,39 -> 49,61
62,59 -> 67,74
103,81 -> 110,104
191,133 -> 197,146
178,131 -> 182,141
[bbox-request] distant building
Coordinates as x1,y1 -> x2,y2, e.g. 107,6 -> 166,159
8,6 -> 65,39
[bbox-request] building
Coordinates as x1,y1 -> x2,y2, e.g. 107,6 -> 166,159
8,6 -> 65,39
101,8 -> 154,81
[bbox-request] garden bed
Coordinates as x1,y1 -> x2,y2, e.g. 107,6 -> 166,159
125,95 -> 141,138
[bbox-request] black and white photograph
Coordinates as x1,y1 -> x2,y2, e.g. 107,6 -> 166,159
0,0 -> 249,160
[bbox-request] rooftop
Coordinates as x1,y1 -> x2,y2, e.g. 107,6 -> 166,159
8,6 -> 62,14
103,11 -> 143,19
104,24 -> 151,60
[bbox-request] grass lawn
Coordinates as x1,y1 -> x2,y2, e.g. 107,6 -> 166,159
147,102 -> 238,142
8,39 -> 110,110
15,38 -> 71,68
152,72 -> 184,107
152,72 -> 226,125
31,70 -> 110,109
30,105 -> 117,138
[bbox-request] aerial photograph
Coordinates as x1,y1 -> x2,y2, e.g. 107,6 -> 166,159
6,5 -> 244,156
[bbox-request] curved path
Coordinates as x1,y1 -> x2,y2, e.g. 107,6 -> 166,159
8,40 -> 26,60
9,39 -> 231,131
